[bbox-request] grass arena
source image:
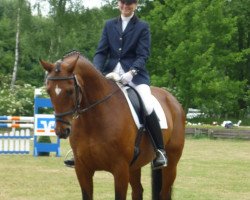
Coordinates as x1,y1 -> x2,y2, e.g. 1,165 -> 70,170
0,136 -> 249,200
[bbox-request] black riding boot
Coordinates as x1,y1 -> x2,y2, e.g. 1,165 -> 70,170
146,110 -> 168,170
64,158 -> 75,167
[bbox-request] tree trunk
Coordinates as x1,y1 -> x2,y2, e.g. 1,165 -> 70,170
10,7 -> 20,90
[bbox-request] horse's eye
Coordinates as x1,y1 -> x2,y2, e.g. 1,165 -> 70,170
66,89 -> 73,96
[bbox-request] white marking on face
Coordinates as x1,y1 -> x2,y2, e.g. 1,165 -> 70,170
55,84 -> 62,96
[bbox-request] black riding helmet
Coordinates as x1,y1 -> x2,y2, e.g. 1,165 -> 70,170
119,0 -> 138,5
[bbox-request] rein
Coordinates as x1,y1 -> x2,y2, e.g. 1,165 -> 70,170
77,89 -> 119,114
47,74 -> 119,125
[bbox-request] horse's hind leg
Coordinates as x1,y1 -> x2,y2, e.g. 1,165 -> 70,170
151,150 -> 183,200
152,164 -> 176,200
160,151 -> 182,200
160,165 -> 176,200
129,169 -> 143,200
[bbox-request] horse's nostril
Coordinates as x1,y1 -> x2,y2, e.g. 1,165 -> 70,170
55,127 -> 71,139
65,128 -> 71,136
55,130 -> 60,136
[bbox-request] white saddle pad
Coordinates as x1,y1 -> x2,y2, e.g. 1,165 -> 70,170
120,85 -> 168,129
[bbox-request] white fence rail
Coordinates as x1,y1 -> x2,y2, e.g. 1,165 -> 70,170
0,129 -> 32,154
0,116 -> 33,154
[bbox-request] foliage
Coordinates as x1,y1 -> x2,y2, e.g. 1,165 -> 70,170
144,0 -> 250,117
0,74 -> 35,116
38,136 -> 51,143
0,0 -> 249,118
37,136 -> 51,156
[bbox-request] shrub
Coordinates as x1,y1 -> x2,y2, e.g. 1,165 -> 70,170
0,74 -> 35,116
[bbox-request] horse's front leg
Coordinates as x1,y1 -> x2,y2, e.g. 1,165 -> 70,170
74,162 -> 94,200
113,163 -> 130,200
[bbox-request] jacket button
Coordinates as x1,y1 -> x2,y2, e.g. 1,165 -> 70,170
120,37 -> 122,40
119,48 -> 122,51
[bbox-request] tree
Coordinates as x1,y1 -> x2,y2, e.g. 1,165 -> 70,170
10,2 -> 20,89
0,0 -> 16,76
145,0 -> 247,117
224,0 -> 250,116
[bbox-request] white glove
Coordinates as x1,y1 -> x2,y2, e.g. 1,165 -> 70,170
105,72 -> 121,82
120,71 -> 133,85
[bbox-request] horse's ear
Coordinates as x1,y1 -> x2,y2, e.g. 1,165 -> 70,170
40,59 -> 54,72
67,55 -> 79,73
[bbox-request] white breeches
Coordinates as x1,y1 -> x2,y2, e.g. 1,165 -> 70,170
129,82 -> 154,115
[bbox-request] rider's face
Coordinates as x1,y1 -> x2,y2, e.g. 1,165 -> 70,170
118,1 -> 137,17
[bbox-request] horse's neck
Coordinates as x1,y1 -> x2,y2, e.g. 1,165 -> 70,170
76,60 -> 115,103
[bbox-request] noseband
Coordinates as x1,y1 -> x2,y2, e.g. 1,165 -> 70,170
46,74 -> 119,126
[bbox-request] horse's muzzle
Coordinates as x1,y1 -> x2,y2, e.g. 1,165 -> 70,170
55,127 -> 71,139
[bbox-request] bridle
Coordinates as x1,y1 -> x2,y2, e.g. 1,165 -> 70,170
46,74 -> 119,125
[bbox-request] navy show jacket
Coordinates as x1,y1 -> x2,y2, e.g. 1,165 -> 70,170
93,15 -> 151,85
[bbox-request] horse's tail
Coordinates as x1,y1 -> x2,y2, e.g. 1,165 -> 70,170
152,168 -> 162,200
151,167 -> 172,200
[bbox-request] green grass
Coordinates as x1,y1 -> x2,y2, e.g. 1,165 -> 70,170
173,138 -> 250,200
0,138 -> 249,200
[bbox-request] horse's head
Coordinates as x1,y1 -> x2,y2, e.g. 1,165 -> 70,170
40,53 -> 82,139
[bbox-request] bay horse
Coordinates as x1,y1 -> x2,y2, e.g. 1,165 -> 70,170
40,51 -> 185,200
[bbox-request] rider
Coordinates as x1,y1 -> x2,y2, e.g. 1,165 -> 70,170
64,0 -> 167,170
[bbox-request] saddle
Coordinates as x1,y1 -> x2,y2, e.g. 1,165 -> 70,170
126,86 -> 146,125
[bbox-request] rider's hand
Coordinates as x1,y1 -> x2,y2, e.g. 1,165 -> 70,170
121,71 -> 133,85
105,72 -> 121,82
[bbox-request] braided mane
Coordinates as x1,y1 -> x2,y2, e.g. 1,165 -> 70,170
62,50 -> 82,60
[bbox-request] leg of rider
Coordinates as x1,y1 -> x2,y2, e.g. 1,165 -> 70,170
130,83 -> 167,170
64,158 -> 75,167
